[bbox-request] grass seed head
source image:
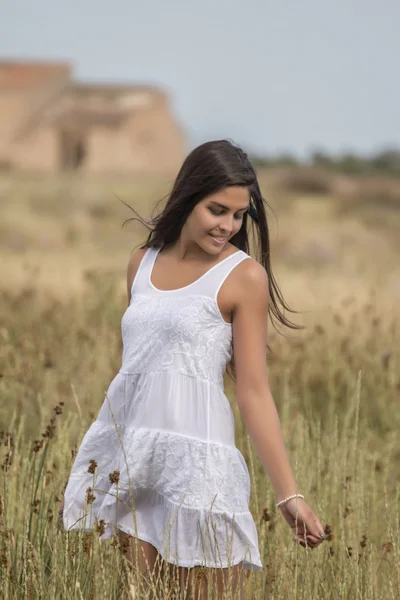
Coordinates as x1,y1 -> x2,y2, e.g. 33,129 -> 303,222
109,470 -> 120,485
88,459 -> 98,474
85,487 -> 96,506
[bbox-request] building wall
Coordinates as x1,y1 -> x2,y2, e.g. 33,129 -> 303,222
0,64 -> 70,166
0,92 -> 31,163
84,126 -> 130,172
3,99 -> 186,174
10,127 -> 59,172
126,100 -> 186,174
0,63 -> 186,174
82,100 -> 185,174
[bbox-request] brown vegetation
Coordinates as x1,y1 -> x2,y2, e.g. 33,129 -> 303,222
0,169 -> 399,598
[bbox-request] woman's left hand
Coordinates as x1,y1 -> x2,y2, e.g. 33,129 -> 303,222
279,497 -> 325,549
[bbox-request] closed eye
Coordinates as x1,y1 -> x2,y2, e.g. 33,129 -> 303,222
209,208 -> 247,219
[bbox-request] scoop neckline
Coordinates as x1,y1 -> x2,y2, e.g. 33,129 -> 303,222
148,245 -> 243,293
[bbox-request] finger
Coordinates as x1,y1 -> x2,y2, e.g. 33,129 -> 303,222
296,534 -> 322,549
306,540 -> 321,549
308,516 -> 325,540
295,535 -> 313,549
306,534 -> 323,545
292,522 -> 307,537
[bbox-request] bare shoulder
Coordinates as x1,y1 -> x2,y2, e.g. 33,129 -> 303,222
126,246 -> 148,303
231,256 -> 269,312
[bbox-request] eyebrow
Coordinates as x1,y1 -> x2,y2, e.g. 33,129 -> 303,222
210,201 -> 250,212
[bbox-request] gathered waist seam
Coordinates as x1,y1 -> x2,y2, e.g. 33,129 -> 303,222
118,368 -> 223,387
76,422 -> 237,451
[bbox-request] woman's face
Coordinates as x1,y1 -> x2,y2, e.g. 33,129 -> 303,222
183,186 -> 250,254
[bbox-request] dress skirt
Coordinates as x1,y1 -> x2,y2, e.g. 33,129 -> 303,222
63,370 -> 263,570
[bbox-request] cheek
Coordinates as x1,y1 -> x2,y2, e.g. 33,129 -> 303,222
233,218 -> 244,233
191,208 -> 214,231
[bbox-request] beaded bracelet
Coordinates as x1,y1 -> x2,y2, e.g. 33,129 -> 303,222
276,493 -> 304,508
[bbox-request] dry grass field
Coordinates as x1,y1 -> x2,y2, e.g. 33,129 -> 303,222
0,170 -> 399,598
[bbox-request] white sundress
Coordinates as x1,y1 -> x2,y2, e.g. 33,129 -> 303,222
63,245 -> 263,570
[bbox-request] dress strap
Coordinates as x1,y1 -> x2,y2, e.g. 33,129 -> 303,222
130,246 -> 157,297
198,250 -> 251,300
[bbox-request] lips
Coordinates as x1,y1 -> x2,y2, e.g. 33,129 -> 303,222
209,234 -> 227,242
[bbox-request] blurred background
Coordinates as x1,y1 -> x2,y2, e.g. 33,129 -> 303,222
1,0 -> 400,428
1,3 -> 399,598
1,1 -> 399,306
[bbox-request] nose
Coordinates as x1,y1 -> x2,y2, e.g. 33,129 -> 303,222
218,214 -> 234,234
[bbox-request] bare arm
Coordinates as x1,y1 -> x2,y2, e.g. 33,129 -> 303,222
232,259 -> 325,546
232,259 -> 298,502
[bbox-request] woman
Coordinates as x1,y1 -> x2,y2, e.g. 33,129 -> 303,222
62,139 -> 325,598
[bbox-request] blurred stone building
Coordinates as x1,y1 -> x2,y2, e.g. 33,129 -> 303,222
0,59 -> 186,174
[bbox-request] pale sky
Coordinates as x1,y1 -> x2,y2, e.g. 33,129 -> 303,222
1,0 -> 399,157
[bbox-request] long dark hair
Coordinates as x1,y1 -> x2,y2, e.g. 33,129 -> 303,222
122,139 -> 302,380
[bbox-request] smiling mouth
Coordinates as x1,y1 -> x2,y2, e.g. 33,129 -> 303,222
209,234 -> 227,242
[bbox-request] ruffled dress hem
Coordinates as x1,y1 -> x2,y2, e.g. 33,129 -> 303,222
63,487 -> 263,571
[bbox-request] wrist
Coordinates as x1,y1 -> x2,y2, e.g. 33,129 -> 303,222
276,493 -> 304,508
276,490 -> 299,504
